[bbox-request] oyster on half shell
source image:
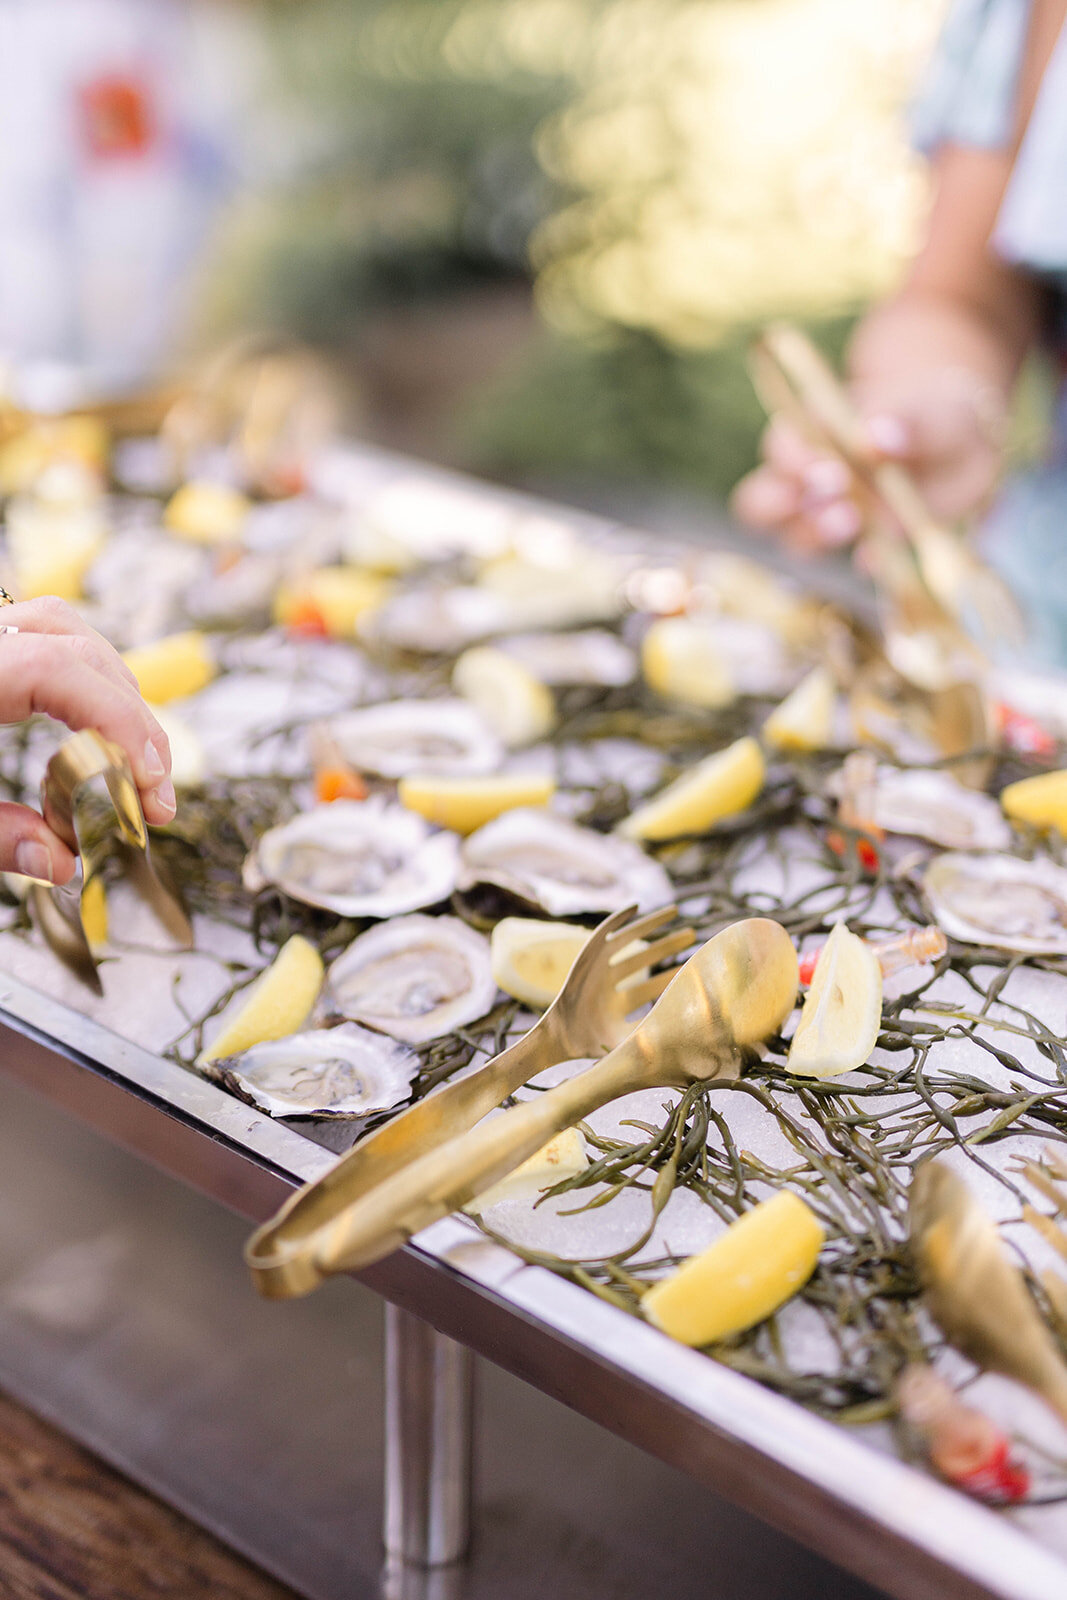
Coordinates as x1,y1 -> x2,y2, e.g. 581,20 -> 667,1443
500,629 -> 636,688
923,852 -> 1067,954
207,1024 -> 418,1118
458,807 -> 672,918
326,699 -> 501,780
830,763 -> 1012,852
325,915 -> 497,1043
244,798 -> 459,918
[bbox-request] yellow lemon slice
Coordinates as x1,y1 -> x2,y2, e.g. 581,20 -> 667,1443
490,917 -> 649,1009
787,921 -> 882,1079
763,666 -> 836,752
6,500 -> 107,601
641,616 -> 734,709
0,416 -> 108,495
465,1128 -> 589,1213
273,566 -> 392,639
164,481 -> 250,545
643,1189 -> 824,1346
1001,770 -> 1067,836
123,631 -> 216,705
399,773 -> 556,835
618,736 -> 764,842
197,935 -> 325,1067
453,646 -> 556,748
81,876 -> 109,953
491,919 -> 591,1008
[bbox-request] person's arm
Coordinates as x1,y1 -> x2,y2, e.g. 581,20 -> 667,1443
0,597 -> 174,886
732,0 -> 1066,550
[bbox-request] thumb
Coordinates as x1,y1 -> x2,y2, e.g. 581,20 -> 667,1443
0,804 -> 78,886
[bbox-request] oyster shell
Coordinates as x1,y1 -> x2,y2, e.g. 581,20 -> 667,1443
501,629 -> 636,687
923,852 -> 1067,954
326,699 -> 501,780
458,807 -> 672,918
207,1024 -> 417,1118
244,799 -> 459,917
831,763 -> 1012,851
325,915 -> 496,1043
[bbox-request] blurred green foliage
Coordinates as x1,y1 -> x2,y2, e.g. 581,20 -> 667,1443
221,2 -> 859,499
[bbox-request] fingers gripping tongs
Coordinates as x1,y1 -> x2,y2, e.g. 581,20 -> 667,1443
30,729 -> 193,994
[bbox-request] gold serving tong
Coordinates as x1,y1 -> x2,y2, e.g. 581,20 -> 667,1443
247,903 -> 694,1297
910,1159 -> 1067,1426
748,323 -> 1023,668
246,916 -> 796,1299
30,730 -> 193,994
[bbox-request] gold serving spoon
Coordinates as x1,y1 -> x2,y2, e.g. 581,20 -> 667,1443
30,729 -> 193,993
245,917 -> 798,1294
909,1159 -> 1067,1426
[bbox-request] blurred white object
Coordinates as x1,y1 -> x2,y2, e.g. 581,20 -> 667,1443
0,0 -> 254,391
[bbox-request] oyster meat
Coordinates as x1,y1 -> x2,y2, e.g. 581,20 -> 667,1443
458,807 -> 672,917
923,852 -> 1067,954
325,915 -> 496,1043
207,1024 -> 418,1118
244,799 -> 459,917
832,764 -> 1012,851
326,699 -> 501,780
501,629 -> 636,687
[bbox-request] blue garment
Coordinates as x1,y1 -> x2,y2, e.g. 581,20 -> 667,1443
913,0 -> 1067,663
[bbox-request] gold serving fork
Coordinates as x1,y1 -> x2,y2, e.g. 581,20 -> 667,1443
246,903 -> 694,1297
748,323 -> 1023,660
30,729 -> 193,994
246,917 -> 796,1297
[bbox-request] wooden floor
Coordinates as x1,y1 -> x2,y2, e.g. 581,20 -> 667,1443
0,1391 -> 296,1600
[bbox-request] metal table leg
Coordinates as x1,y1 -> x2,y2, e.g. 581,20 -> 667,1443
383,1303 -> 474,1573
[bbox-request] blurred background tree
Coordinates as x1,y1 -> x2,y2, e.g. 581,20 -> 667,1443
203,0 -> 947,498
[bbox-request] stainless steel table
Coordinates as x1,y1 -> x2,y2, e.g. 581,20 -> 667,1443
2,970 -> 1065,1600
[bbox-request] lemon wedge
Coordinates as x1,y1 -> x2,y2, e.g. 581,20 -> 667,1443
491,919 -> 591,1007
273,566 -> 392,639
0,417 -> 108,495
491,917 -> 649,1008
197,935 -> 325,1067
763,666 -> 836,752
164,481 -> 250,545
453,646 -> 556,747
6,498 -> 107,600
1001,770 -> 1067,836
123,631 -> 216,705
643,1190 -> 824,1346
81,877 -> 109,953
465,1128 -> 589,1213
618,736 -> 764,842
787,921 -> 882,1078
641,616 -> 734,709
399,773 -> 556,835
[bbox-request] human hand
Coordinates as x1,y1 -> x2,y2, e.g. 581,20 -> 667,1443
731,371 -> 1007,554
0,597 -> 174,886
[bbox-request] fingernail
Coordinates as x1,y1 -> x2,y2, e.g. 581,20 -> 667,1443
15,841 -> 53,882
802,459 -> 851,501
144,739 -> 166,780
153,778 -> 177,817
866,414 -> 909,456
816,501 -> 863,545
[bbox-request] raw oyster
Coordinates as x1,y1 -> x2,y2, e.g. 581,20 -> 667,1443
244,799 -> 459,918
923,852 -> 1067,954
830,763 -> 1012,851
362,586 -> 513,654
325,915 -> 496,1043
458,808 -> 672,918
207,1024 -> 417,1118
500,629 -> 636,687
326,699 -> 501,780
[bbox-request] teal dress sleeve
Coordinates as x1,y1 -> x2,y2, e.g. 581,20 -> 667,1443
912,0 -> 1031,154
